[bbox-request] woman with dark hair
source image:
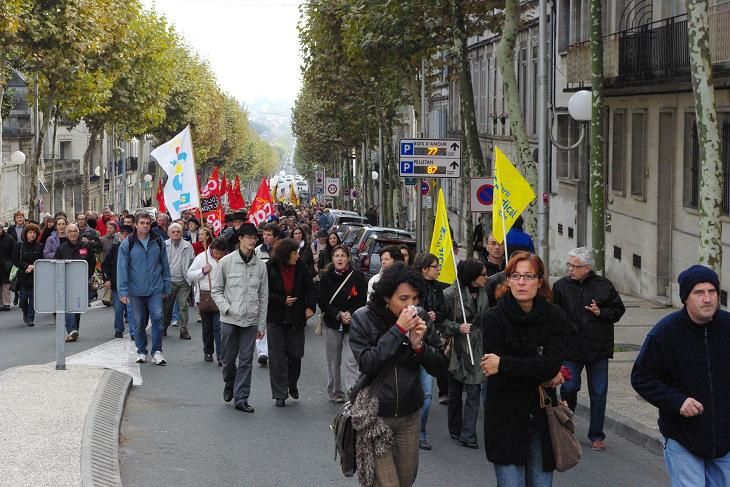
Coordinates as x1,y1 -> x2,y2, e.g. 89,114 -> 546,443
317,231 -> 341,273
13,223 -> 43,326
0,225 -> 15,311
479,251 -> 566,485
399,244 -> 415,267
38,215 -> 55,246
291,225 -> 316,277
439,257 -> 490,449
187,236 -> 228,364
266,238 -> 316,407
350,261 -> 448,486
318,244 -> 367,402
43,216 -> 68,259
412,253 -> 448,450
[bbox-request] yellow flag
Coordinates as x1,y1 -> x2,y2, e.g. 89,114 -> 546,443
429,188 -> 456,285
289,182 -> 298,205
271,182 -> 278,202
492,146 -> 536,244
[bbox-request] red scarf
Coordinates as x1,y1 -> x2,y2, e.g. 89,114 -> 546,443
280,263 -> 296,296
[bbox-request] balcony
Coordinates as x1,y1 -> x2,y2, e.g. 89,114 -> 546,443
44,159 -> 82,184
566,2 -> 730,90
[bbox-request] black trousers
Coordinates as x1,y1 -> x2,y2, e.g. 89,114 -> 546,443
267,322 -> 305,400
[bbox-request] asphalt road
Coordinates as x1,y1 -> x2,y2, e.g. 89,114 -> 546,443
0,303 -> 669,486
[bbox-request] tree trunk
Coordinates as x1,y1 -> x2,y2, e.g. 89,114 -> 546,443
590,0 -> 606,274
497,0 -> 537,236
687,0 -> 723,271
49,106 -> 58,215
82,125 -> 102,212
29,99 -> 52,221
450,0 -> 484,256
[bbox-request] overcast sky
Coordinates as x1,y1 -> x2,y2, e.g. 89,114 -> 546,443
141,0 -> 302,107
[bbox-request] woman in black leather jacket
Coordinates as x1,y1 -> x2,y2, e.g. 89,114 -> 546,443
350,262 -> 448,486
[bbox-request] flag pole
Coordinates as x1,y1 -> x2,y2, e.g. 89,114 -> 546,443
451,250 -> 475,366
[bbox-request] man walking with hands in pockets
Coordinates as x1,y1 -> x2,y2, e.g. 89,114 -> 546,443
212,223 -> 268,413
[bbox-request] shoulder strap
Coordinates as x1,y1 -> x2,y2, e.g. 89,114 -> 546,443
329,270 -> 354,304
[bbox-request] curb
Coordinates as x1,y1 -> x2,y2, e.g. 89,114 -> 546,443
575,401 -> 663,456
80,369 -> 133,487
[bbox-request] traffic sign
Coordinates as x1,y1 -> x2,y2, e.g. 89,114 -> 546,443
404,177 -> 416,186
470,178 -> 494,212
314,169 -> 325,195
421,180 -> 430,196
325,177 -> 340,197
399,138 -> 461,178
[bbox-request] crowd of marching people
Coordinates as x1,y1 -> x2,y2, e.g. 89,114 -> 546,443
1,201 -> 728,487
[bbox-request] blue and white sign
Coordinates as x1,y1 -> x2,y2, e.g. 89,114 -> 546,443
398,138 -> 461,178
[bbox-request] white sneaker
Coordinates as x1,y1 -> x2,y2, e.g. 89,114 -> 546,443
152,351 -> 166,366
136,354 -> 147,364
171,320 -> 178,327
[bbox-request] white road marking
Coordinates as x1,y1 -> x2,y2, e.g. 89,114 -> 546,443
63,337 -> 143,385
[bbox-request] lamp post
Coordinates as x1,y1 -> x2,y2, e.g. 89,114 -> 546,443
371,170 -> 380,225
1,151 -> 27,220
143,173 -> 153,206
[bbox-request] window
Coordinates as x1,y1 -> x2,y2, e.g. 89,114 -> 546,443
631,111 -> 647,199
519,46 -> 528,121
60,141 -> 71,160
684,112 -> 730,212
531,45 -> 538,135
556,113 -> 584,180
611,111 -> 626,193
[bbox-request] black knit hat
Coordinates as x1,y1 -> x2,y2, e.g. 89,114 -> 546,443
678,264 -> 720,303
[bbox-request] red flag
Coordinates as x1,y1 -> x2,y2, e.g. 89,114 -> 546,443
156,180 -> 167,213
201,167 -> 221,198
201,167 -> 222,233
220,173 -> 228,196
229,175 -> 245,210
248,179 -> 274,226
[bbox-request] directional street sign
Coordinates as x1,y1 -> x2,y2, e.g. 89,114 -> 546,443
421,180 -> 430,196
399,138 -> 461,178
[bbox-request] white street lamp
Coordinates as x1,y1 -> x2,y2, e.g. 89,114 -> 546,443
371,171 -> 379,181
143,174 -> 153,183
9,151 -> 26,166
549,89 -> 592,150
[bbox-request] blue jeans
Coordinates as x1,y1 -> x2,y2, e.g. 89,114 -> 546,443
664,437 -> 730,487
560,358 -> 608,441
64,313 -> 80,333
419,366 -> 434,441
130,293 -> 164,355
113,290 -> 134,337
493,424 -> 553,487
18,286 -> 34,323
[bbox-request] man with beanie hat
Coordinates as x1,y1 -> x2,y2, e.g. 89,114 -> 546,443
632,264 -> 730,485
211,222 -> 268,413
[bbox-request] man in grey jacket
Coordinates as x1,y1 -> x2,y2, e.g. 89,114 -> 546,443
212,223 -> 268,413
163,223 -> 195,339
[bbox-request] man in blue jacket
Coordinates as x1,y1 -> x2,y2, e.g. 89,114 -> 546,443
118,211 -> 171,366
632,265 -> 730,486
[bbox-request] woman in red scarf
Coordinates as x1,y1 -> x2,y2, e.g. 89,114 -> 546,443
265,238 -> 317,407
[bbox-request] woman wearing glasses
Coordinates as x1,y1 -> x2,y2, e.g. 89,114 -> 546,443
413,253 -> 448,450
440,258 -> 490,449
479,251 -> 567,486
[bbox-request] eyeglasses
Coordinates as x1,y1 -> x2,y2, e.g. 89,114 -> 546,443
508,273 -> 538,281
429,264 -> 441,270
566,263 -> 588,269
479,272 -> 488,276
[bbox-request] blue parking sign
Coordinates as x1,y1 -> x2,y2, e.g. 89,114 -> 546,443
400,142 -> 413,156
400,161 -> 414,174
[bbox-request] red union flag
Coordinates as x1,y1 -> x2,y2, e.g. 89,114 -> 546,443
201,167 -> 222,234
229,175 -> 245,210
248,179 -> 274,226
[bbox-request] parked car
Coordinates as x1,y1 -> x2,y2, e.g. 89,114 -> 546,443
338,222 -> 368,241
348,226 -> 415,261
357,235 -> 417,279
329,210 -> 368,234
132,207 -> 158,220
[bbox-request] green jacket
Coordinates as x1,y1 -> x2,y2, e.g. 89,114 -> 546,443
439,283 -> 490,384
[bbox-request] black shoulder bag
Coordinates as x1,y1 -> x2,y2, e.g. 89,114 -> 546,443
330,354 -> 399,477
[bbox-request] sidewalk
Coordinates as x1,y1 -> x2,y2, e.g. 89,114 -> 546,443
572,294 -> 674,455
0,364 -> 131,487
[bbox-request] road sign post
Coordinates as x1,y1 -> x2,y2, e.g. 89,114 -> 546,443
34,260 -> 89,370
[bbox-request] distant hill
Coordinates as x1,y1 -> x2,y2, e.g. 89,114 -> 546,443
245,96 -> 292,143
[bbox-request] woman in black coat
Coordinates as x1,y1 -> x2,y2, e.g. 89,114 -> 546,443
266,238 -> 316,407
12,224 -> 44,326
349,261 -> 448,486
318,244 -> 367,402
317,232 -> 341,275
0,225 -> 16,310
479,251 -> 567,485
291,225 -> 316,277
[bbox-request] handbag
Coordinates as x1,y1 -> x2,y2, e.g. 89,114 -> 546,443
198,290 -> 218,313
197,257 -> 219,313
538,385 -> 582,472
315,270 -> 354,336
330,354 -> 398,478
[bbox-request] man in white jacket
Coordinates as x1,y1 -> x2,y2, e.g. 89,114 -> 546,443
211,223 -> 268,413
163,223 -> 195,339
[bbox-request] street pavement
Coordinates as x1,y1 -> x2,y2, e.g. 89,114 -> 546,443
0,299 -> 670,486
